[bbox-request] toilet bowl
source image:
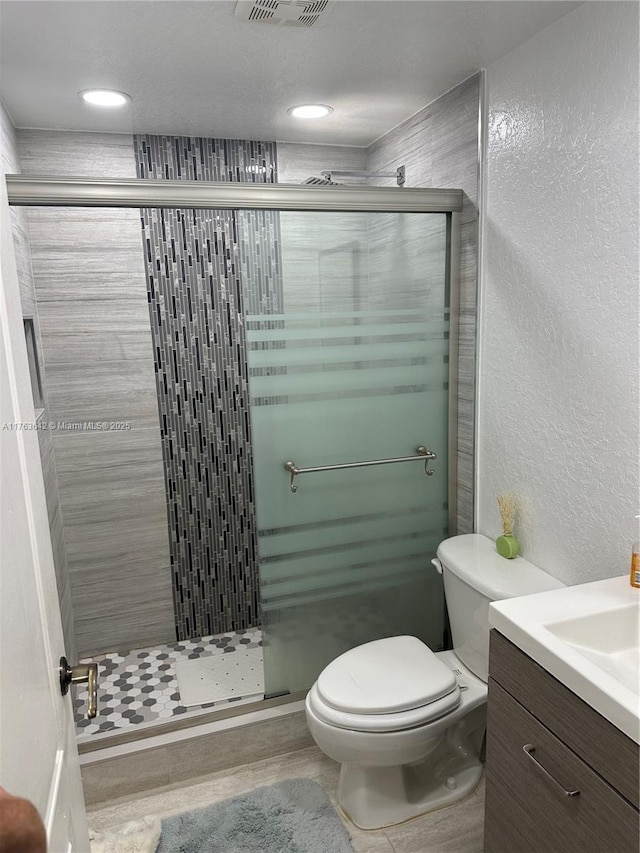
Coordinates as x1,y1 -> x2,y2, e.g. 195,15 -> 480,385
306,643 -> 487,829
304,533 -> 565,830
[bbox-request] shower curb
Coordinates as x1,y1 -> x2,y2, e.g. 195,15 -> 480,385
80,701 -> 312,805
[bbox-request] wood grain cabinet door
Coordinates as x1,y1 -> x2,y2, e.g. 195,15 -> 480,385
484,680 -> 640,853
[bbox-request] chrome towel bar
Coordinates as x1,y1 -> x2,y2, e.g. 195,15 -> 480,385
284,446 -> 436,493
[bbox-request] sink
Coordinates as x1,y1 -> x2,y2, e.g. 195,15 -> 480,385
545,605 -> 639,694
489,575 -> 640,743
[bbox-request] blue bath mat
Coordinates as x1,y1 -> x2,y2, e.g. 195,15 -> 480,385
156,778 -> 354,853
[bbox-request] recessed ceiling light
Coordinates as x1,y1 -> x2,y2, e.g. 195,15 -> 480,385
288,104 -> 333,119
80,89 -> 131,107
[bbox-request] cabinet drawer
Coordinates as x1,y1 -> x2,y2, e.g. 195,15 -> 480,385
489,629 -> 639,806
484,679 -> 639,853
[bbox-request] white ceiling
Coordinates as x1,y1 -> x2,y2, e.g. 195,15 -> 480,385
0,0 -> 581,147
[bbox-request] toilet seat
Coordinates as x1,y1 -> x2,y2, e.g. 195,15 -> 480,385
309,636 -> 461,733
317,636 -> 458,714
307,681 -> 461,732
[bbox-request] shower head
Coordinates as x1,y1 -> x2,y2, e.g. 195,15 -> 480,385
301,165 -> 405,187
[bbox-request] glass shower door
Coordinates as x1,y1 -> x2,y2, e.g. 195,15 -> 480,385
243,210 -> 452,697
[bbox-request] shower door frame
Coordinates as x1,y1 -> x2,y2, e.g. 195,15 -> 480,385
6,174 -> 463,533
6,174 -> 463,743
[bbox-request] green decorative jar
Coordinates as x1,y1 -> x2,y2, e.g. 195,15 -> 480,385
496,534 -> 520,559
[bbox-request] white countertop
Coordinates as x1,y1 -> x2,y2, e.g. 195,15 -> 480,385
489,575 -> 640,744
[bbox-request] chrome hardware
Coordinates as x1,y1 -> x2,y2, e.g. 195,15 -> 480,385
417,445 -> 436,476
285,461 -> 300,493
284,446 -> 437,493
522,744 -> 580,797
6,175 -> 465,212
320,165 -> 406,186
59,656 -> 98,719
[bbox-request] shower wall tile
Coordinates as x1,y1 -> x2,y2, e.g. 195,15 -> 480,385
2,111 -> 37,317
1,103 -> 78,662
17,129 -> 175,657
276,142 -> 367,185
276,209 -> 369,314
53,429 -> 173,656
0,99 -> 17,173
42,359 -> 162,429
276,143 -> 369,315
37,298 -> 157,363
366,73 -> 481,534
36,413 -> 78,663
20,222 -> 148,299
134,135 -> 281,639
17,130 -> 138,178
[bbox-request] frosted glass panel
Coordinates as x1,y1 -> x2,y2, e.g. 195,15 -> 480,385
243,211 -> 451,697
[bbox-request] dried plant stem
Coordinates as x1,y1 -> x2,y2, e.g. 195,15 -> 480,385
497,493 -> 516,536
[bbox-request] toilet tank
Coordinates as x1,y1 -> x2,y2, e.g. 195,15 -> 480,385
436,534 -> 565,682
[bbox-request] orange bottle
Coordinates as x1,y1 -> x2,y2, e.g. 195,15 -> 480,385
631,515 -> 640,589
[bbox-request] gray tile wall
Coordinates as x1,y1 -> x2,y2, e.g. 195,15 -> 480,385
10,87 -> 480,658
366,73 -> 481,534
261,144 -> 453,686
133,135 -> 281,638
36,422 -> 77,663
80,708 -> 313,805
1,102 -> 78,662
277,124 -> 480,534
276,143 -> 369,315
276,142 -> 367,185
17,130 -> 175,658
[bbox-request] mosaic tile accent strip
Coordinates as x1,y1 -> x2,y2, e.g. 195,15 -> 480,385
74,628 -> 263,739
133,135 -> 282,639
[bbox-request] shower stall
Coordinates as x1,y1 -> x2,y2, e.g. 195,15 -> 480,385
8,173 -> 462,743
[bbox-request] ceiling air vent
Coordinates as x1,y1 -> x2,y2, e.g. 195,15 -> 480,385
234,0 -> 334,28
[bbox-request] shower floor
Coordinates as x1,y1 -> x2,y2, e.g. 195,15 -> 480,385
74,627 -> 264,740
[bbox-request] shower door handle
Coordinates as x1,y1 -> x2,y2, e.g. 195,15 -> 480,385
59,656 -> 98,719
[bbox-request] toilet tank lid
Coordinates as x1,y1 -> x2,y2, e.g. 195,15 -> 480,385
436,534 -> 565,601
316,636 -> 457,715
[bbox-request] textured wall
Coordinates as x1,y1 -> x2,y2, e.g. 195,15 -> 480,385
17,131 -> 175,657
367,74 -> 482,535
478,2 -> 639,583
1,102 -> 77,663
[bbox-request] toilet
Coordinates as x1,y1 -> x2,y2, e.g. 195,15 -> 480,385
305,533 -> 565,830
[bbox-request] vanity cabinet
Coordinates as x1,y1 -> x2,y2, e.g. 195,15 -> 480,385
484,630 -> 639,853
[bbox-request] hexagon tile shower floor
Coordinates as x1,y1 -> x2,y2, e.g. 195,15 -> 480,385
73,628 -> 264,738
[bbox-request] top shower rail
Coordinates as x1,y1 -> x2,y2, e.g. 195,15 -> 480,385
5,175 -> 464,213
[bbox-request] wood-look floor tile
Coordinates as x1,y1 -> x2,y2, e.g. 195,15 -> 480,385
384,780 -> 485,853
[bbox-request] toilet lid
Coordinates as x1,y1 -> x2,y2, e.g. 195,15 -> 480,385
316,636 -> 458,714
307,681 -> 461,732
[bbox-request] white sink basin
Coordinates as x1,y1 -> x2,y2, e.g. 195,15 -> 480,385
489,575 -> 640,743
545,605 -> 639,694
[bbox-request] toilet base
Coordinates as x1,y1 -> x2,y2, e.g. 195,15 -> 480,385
337,710 -> 485,830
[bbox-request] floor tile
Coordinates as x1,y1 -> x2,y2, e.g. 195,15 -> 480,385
87,745 -> 485,853
384,780 -> 485,853
75,627 -> 264,739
